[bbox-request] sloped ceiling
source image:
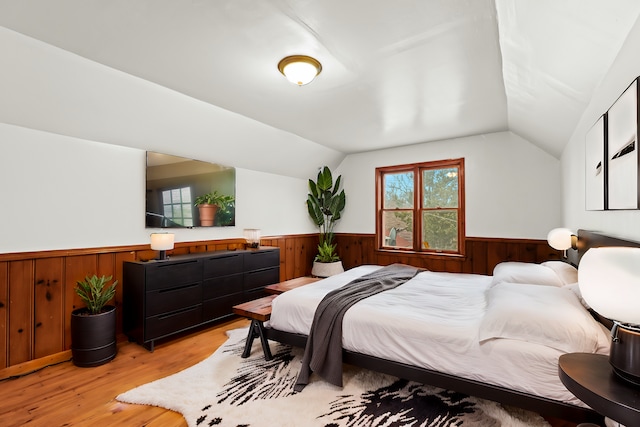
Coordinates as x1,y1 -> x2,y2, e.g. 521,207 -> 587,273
1,0 -> 639,161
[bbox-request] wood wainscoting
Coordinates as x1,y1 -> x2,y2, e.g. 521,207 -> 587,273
0,234 -> 318,370
335,233 -> 561,276
0,233 -> 557,370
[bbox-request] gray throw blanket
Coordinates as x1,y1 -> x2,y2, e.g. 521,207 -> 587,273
294,264 -> 423,392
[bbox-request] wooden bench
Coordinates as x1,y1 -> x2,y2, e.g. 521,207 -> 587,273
264,276 -> 321,294
232,295 -> 276,360
232,277 -> 320,360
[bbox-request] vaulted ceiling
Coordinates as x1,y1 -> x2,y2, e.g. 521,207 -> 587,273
1,0 -> 639,160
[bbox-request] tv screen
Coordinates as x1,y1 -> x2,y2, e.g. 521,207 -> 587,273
145,152 -> 236,228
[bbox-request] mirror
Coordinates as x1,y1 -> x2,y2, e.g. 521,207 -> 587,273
145,152 -> 236,228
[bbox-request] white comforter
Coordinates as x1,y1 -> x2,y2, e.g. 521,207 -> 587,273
268,265 -> 611,407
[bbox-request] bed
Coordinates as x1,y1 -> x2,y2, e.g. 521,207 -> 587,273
265,230 -> 637,424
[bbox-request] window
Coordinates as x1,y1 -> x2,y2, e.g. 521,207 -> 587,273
376,158 -> 465,255
161,186 -> 194,227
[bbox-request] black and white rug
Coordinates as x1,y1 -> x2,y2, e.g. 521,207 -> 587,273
117,328 -> 551,427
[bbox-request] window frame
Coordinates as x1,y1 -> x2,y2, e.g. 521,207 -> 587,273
161,185 -> 194,227
375,158 -> 465,257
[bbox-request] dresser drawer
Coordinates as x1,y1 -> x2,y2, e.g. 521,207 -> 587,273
145,304 -> 202,340
244,267 -> 279,292
202,274 -> 242,300
202,292 -> 244,322
146,259 -> 202,290
244,250 -> 279,271
243,286 -> 268,300
203,253 -> 243,278
146,282 -> 202,317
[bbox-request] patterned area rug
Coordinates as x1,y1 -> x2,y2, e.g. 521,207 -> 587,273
117,328 -> 551,427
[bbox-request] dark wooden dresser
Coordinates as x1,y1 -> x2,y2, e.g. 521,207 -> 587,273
123,247 -> 279,351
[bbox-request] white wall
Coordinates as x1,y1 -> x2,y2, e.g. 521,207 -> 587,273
0,123 -> 560,253
0,123 -> 315,253
562,15 -> 640,241
335,131 -> 562,239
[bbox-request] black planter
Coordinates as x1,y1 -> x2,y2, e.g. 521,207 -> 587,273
71,305 -> 117,367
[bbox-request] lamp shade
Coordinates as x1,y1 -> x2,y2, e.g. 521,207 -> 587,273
150,233 -> 175,251
578,247 -> 640,325
547,228 -> 574,250
277,55 -> 322,86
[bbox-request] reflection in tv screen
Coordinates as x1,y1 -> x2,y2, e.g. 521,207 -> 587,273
145,152 -> 236,228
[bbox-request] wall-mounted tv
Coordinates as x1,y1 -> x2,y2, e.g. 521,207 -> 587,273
145,151 -> 236,228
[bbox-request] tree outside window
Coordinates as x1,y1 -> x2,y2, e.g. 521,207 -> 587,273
376,159 -> 465,255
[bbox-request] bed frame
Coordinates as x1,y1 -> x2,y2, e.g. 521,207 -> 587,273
265,229 -> 640,424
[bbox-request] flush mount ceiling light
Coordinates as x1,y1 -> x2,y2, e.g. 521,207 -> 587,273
277,55 -> 322,86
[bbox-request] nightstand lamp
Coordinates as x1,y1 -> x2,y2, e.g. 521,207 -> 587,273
547,228 -> 578,254
579,246 -> 640,385
150,232 -> 174,260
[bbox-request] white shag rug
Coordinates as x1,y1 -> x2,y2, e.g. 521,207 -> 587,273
117,328 -> 551,427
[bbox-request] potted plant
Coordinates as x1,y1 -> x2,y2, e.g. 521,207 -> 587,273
307,166 -> 346,277
71,274 -> 118,367
213,193 -> 236,226
194,191 -> 234,226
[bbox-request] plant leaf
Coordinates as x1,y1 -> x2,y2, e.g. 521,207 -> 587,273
316,167 -> 333,191
74,274 -> 117,315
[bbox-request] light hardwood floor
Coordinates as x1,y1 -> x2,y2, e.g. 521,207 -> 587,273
0,317 -> 249,427
0,317 -> 578,427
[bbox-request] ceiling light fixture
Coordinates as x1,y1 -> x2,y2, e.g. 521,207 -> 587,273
277,55 -> 322,86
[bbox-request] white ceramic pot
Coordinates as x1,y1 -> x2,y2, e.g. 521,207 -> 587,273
311,260 -> 344,278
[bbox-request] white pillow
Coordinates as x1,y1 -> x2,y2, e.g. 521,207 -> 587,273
479,282 -> 601,353
491,262 -> 564,287
565,282 -> 591,309
540,261 -> 578,286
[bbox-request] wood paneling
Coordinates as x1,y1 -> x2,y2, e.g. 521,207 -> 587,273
0,233 -> 556,369
34,258 -> 64,358
262,234 -> 317,281
336,234 -> 560,275
9,260 -> 33,365
0,262 -> 7,368
0,235 -> 317,368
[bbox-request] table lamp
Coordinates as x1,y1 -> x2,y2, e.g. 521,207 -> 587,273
579,246 -> 640,385
150,232 -> 174,260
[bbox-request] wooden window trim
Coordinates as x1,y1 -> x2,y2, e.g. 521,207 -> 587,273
375,158 -> 466,256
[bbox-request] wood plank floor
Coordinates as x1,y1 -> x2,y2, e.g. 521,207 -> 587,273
0,317 -> 579,427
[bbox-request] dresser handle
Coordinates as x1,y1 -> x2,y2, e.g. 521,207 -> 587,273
158,283 -> 200,294
158,305 -> 198,319
157,259 -> 199,268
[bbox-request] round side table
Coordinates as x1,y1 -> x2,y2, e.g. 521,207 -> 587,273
559,353 -> 640,427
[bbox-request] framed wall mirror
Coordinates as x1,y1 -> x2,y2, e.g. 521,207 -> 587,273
145,152 -> 236,228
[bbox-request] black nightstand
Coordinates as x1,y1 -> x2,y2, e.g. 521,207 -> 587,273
559,353 -> 640,426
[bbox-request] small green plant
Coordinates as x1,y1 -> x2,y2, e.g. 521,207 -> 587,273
194,191 -> 234,207
315,240 -> 340,263
74,275 -> 118,315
